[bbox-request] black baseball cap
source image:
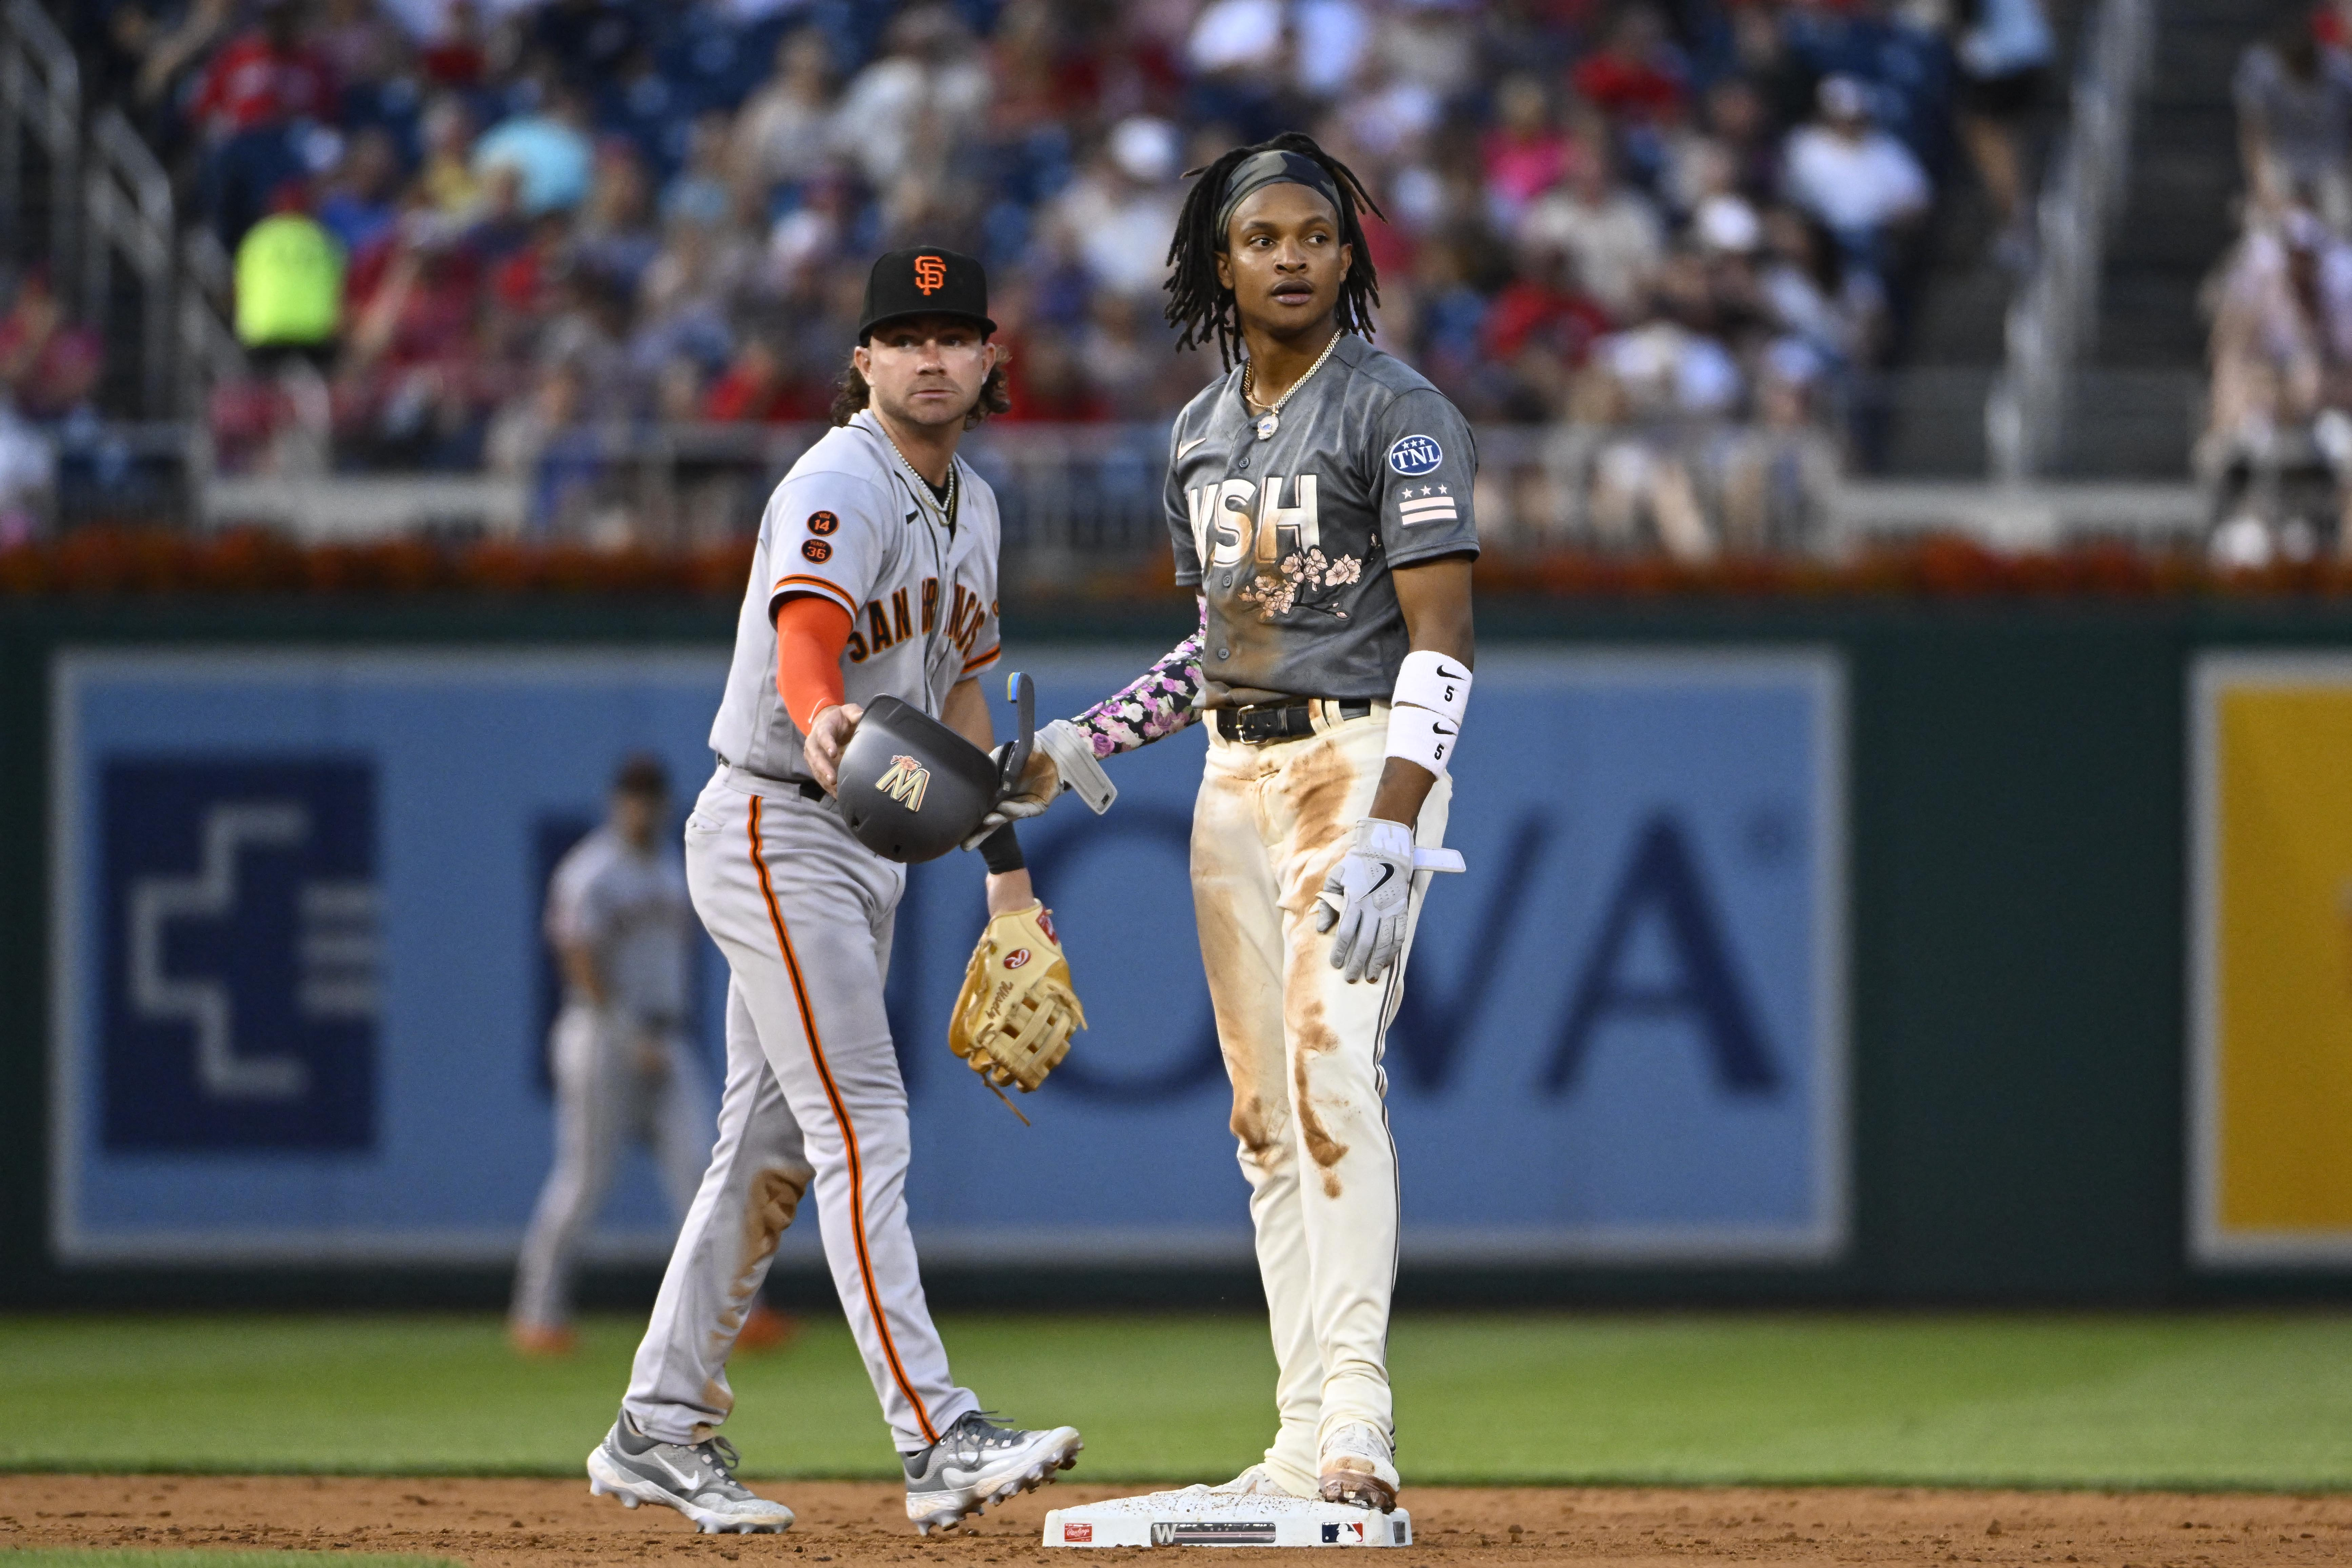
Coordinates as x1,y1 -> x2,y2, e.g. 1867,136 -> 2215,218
857,247 -> 994,342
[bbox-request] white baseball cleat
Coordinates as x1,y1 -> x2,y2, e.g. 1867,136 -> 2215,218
1210,1463 -> 1312,1498
902,1410 -> 1083,1535
1317,1423 -> 1400,1513
586,1412 -> 795,1534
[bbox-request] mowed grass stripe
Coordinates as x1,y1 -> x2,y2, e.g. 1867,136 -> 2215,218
7,1312 -> 2352,1488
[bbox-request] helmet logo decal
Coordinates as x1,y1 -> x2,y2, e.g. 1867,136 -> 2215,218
1004,948 -> 1031,969
913,255 -> 946,295
874,753 -> 931,811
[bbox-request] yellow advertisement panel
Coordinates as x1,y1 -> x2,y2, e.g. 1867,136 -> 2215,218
2195,656 -> 2352,1263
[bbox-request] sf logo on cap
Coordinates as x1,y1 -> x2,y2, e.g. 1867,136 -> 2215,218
914,255 -> 946,295
874,754 -> 931,810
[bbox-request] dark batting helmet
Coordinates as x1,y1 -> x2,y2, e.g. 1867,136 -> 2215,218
836,676 -> 1034,863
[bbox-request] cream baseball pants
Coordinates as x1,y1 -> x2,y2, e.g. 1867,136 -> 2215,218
1191,706 -> 1451,1495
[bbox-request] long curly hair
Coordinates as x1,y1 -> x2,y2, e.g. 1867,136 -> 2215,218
1162,131 -> 1386,369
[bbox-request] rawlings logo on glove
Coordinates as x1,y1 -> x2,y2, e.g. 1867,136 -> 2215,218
949,902 -> 1086,1117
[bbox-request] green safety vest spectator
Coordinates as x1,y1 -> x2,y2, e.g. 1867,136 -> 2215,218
233,213 -> 344,349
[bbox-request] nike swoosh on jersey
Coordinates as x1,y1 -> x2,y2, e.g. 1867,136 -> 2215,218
1177,437 -> 1207,459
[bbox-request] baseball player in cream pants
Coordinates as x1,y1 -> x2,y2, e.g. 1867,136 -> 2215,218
1193,707 -> 1451,1497
986,131 -> 1480,1514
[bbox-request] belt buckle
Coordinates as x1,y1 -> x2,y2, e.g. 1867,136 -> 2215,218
1247,702 -> 1307,745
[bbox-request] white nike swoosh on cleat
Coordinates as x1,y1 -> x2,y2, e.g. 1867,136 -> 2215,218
1177,438 -> 1207,459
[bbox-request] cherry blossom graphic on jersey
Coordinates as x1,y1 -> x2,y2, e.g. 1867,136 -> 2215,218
1237,549 -> 1362,622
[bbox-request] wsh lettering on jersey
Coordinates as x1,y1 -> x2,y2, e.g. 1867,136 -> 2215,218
101,759 -> 379,1151
1187,474 -> 1321,567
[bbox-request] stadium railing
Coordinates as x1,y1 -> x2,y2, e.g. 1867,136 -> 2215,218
20,411 -> 2215,563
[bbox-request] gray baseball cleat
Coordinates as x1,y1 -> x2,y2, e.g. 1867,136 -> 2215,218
902,1410 -> 1083,1535
586,1412 -> 795,1534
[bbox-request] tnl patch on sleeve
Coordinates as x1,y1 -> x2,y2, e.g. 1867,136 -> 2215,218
1387,434 -> 1444,476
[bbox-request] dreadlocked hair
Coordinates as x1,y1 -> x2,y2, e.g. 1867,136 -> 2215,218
1162,131 -> 1386,368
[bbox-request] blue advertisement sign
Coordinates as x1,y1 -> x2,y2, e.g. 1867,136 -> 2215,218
51,646 -> 1844,1266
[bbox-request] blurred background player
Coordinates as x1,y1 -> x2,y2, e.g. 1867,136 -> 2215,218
582,249 -> 1081,1539
509,752 -> 793,1358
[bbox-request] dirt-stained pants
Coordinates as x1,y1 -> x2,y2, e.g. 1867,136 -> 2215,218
622,770 -> 977,1452
1191,706 -> 1451,1496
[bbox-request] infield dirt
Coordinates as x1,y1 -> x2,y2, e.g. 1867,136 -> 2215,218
3,1475 -> 2350,1566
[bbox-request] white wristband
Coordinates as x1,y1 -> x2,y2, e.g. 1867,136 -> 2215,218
1385,704 -> 1460,776
1392,650 -> 1472,723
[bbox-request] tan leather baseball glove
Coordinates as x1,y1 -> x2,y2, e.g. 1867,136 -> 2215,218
949,902 -> 1086,1098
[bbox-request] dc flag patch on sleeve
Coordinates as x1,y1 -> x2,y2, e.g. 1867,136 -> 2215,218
1388,434 -> 1444,476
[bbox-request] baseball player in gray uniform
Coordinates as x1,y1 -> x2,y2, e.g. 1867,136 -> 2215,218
510,755 -> 713,1355
511,754 -> 794,1359
990,135 -> 1477,1515
583,248 -> 1081,1538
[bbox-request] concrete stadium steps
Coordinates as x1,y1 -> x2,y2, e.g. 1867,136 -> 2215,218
2088,0 -> 2291,377
1883,0 -> 2091,476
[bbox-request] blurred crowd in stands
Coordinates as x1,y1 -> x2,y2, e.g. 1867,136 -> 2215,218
0,0 -> 2061,556
2205,1 -> 2352,566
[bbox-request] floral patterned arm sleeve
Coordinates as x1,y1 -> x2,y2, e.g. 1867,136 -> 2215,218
1068,602 -> 1206,758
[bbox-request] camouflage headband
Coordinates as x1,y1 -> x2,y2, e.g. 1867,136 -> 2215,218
1213,150 -> 1343,244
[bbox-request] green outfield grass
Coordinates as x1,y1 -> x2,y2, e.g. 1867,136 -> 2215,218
3,1312 -> 2352,1490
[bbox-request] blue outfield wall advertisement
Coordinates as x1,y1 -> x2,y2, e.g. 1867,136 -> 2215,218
49,646 -> 1847,1268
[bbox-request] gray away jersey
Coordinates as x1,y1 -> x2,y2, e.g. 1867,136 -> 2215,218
545,825 -> 692,1025
1167,334 -> 1479,703
709,409 -> 1003,784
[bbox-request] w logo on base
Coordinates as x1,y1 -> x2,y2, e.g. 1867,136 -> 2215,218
875,754 -> 931,811
914,255 -> 946,294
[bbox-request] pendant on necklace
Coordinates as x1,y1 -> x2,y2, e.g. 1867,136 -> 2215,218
1254,410 -> 1279,441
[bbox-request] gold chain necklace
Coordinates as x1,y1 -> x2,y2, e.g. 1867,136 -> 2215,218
1241,331 -> 1342,441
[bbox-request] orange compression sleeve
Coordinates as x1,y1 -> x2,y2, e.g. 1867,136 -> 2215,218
774,594 -> 853,733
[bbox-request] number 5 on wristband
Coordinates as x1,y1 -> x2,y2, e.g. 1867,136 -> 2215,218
1385,649 -> 1471,776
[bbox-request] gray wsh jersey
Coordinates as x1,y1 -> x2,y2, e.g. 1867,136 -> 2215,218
1166,334 -> 1479,703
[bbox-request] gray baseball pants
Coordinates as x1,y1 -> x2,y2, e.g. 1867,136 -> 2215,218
511,1009 -> 715,1332
621,769 -> 977,1453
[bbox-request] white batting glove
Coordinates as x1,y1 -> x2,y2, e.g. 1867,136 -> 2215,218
1316,818 -> 1418,984
960,719 -> 1119,851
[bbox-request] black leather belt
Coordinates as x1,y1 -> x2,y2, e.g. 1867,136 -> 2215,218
796,779 -> 827,802
1215,699 -> 1372,745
